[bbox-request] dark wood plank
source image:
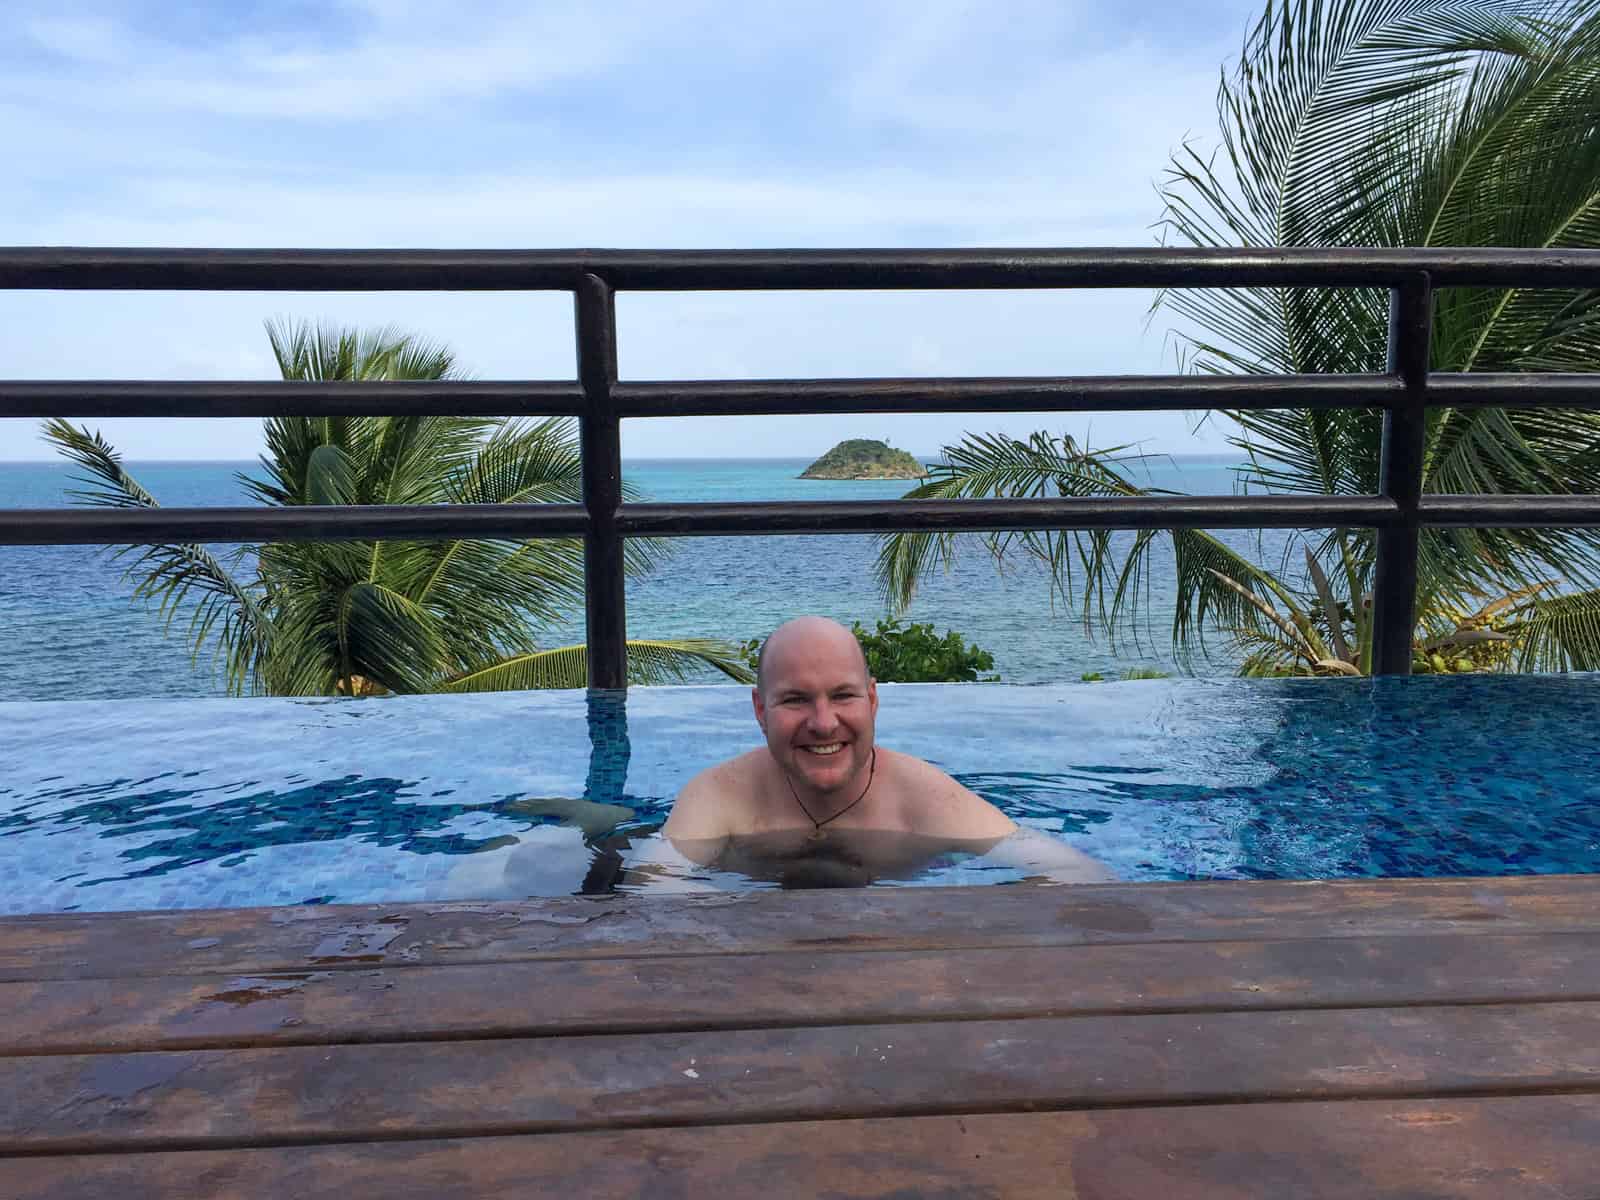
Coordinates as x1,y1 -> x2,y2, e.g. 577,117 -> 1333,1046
5,931 -> 1600,1055
5,1002 -> 1600,1153
11,1096 -> 1600,1199
4,875 -> 1596,982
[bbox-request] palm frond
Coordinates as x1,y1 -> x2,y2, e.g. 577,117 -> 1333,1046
1304,546 -> 1353,661
440,638 -> 755,692
1149,0 -> 1600,675
876,431 -> 1153,614
40,419 -> 275,694
270,578 -> 447,696
1509,587 -> 1600,669
1206,567 -> 1323,664
46,321 -> 769,697
878,430 -> 1309,666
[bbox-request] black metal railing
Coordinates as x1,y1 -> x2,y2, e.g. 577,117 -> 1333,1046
4,246 -> 1600,686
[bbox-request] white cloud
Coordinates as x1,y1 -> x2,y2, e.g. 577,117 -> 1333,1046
0,0 -> 1260,461
14,2 -> 693,121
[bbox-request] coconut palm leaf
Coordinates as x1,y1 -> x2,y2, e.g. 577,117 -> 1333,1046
409,415 -> 672,652
1230,624 -> 1310,676
1146,0 -> 1600,669
877,430 -> 1302,664
876,431 -> 1152,612
1205,567 -> 1323,663
1304,546 -> 1353,662
439,638 -> 755,692
879,1 -> 1600,677
40,418 -> 275,694
1507,587 -> 1600,669
44,320 -> 735,697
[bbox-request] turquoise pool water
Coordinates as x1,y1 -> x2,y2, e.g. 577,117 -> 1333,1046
2,675 -> 1596,914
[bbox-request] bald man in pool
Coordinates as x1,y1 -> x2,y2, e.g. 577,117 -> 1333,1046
660,615 -> 1113,886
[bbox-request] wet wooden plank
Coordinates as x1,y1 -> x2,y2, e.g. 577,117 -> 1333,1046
10,1095 -> 1600,1199
4,931 -> 1599,1055
4,875 -> 1595,981
5,1001 -> 1600,1153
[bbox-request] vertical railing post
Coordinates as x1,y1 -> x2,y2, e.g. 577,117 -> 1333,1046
576,272 -> 628,690
1372,273 -> 1432,676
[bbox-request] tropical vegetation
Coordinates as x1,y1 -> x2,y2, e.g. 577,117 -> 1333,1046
851,618 -> 999,682
879,0 -> 1600,676
800,439 -> 928,480
740,618 -> 998,682
1082,667 -> 1172,682
44,320 -> 752,695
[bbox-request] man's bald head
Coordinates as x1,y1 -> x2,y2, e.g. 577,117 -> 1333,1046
755,616 -> 870,697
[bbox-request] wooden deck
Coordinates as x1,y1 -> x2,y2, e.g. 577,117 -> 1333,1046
4,874 -> 1599,1198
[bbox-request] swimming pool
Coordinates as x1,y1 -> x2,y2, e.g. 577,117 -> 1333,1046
2,674 -> 1597,915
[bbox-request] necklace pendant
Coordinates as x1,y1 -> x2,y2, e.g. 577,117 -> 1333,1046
784,748 -> 876,842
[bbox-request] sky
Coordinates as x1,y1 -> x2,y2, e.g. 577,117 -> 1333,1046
0,0 -> 1263,462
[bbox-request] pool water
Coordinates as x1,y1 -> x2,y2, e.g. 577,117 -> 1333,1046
2,675 -> 1597,915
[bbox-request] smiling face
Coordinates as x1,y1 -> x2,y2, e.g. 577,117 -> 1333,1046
753,618 -> 879,802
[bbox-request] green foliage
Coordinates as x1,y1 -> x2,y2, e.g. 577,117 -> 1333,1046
878,0 -> 1600,678
1080,668 -> 1173,682
739,619 -> 1000,683
800,439 -> 927,479
851,619 -> 999,683
44,319 -> 752,695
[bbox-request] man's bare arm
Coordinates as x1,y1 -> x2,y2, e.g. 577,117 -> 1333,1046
978,825 -> 1118,883
661,762 -> 749,867
623,834 -> 728,890
889,750 -> 1017,839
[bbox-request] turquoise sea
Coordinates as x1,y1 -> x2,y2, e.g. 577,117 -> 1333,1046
0,455 -> 1288,701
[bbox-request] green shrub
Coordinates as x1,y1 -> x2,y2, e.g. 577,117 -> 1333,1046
1119,667 -> 1171,681
853,619 -> 999,683
740,620 -> 1000,683
1081,667 -> 1172,682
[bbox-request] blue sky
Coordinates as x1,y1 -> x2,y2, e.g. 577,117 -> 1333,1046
1,0 -> 1262,461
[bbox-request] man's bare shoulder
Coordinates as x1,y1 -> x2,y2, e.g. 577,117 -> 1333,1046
879,747 -> 1015,839
663,749 -> 768,839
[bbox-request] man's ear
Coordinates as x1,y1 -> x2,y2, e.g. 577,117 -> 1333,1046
752,686 -> 767,732
867,677 -> 879,720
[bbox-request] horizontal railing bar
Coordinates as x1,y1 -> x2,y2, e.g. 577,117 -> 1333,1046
0,505 -> 591,546
8,373 -> 1599,424
1420,495 -> 1600,527
613,374 -> 1401,416
0,496 -> 1399,546
15,494 -> 1600,545
1425,374 -> 1600,409
615,497 -> 1404,535
0,381 -> 586,419
5,373 -> 1594,421
4,246 -> 1600,291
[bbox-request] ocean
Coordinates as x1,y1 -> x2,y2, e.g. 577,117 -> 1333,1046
0,455 -> 1289,701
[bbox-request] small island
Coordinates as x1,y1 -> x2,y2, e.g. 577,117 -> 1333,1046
799,439 -> 929,480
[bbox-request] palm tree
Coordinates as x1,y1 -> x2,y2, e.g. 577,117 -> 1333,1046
45,319 -> 752,695
879,0 -> 1600,676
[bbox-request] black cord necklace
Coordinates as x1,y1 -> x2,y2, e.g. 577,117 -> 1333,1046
784,747 -> 877,834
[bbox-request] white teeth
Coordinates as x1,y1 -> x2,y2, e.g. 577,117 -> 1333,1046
803,743 -> 844,755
